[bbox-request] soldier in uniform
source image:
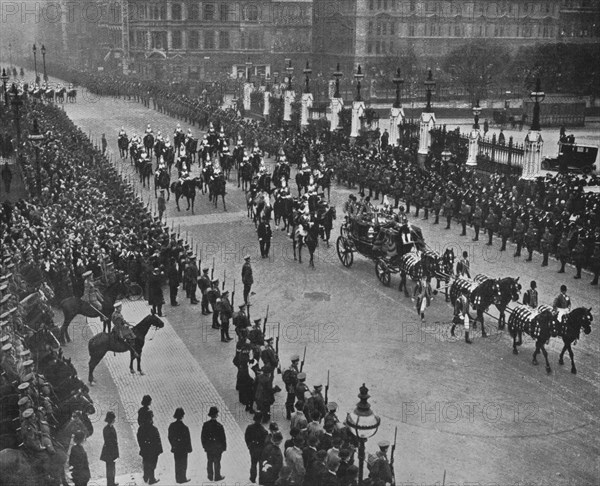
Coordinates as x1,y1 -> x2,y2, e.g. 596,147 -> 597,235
459,200 -> 471,237
282,355 -> 300,420
200,407 -> 227,482
443,195 -> 454,230
556,230 -> 570,273
572,233 -> 586,279
513,217 -> 526,257
498,212 -> 512,252
184,256 -> 199,304
485,210 -> 498,246
198,268 -> 212,315
525,224 -> 539,262
260,336 -> 279,374
233,304 -> 250,337
255,365 -> 275,419
590,242 -> 600,285
111,302 -> 137,350
242,255 -> 253,305
305,384 -> 327,421
472,202 -> 483,241
540,227 -> 553,267
431,192 -> 442,225
248,318 -> 265,359
206,280 -> 221,329
167,257 -> 180,307
82,270 -> 104,314
294,372 -> 309,409
369,440 -> 393,485
219,290 -> 233,342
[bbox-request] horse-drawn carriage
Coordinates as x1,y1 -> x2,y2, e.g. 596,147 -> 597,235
336,214 -> 425,280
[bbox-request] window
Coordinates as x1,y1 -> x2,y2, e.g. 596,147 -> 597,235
369,0 -> 374,11
408,23 -> 415,36
244,5 -> 259,21
204,30 -> 215,48
151,31 -> 167,49
377,0 -> 381,10
188,4 -> 199,20
220,4 -> 232,21
136,31 -> 146,48
204,4 -> 214,20
376,23 -> 381,35
383,0 -> 387,10
390,21 -> 395,35
368,21 -> 373,34
409,1 -> 415,13
172,30 -> 182,48
382,22 -> 387,35
129,30 -> 134,46
248,31 -> 261,48
389,39 -> 394,52
454,24 -> 461,36
367,42 -> 373,54
172,3 -> 182,20
188,30 -> 199,48
161,6 -> 167,19
375,41 -> 380,54
219,30 -> 230,48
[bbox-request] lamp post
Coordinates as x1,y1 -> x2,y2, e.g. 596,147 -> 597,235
333,62 -> 342,99
472,99 -> 481,130
28,118 -> 46,197
303,61 -> 312,94
392,67 -> 404,109
300,61 -> 313,128
330,63 -> 344,132
245,56 -> 252,83
354,64 -> 364,102
285,58 -> 293,90
1,69 -> 9,106
345,384 -> 380,484
8,42 -> 13,69
529,78 -> 545,132
390,67 -> 405,146
423,68 -> 435,113
33,44 -> 39,85
41,44 -> 48,83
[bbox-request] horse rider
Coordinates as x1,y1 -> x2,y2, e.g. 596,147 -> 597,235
145,124 -> 153,135
21,408 -> 53,475
111,301 -> 138,350
82,270 -> 104,315
552,284 -> 571,322
119,126 -> 127,138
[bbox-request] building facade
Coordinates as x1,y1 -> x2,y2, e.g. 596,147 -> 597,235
94,0 -> 312,80
312,0 -> 599,75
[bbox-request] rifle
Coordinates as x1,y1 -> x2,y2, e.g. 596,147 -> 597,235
325,370 -> 329,404
300,345 -> 306,372
222,269 -> 226,291
276,323 -> 281,374
231,279 -> 235,307
177,224 -> 181,238
262,304 -> 269,335
211,257 -> 215,280
390,426 -> 398,485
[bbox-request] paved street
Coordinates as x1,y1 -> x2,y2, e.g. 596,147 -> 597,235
55,87 -> 600,486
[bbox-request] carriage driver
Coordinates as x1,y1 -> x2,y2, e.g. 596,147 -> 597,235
111,301 -> 137,345
82,270 -> 104,314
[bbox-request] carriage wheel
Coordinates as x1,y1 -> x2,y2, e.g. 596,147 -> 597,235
336,236 -> 354,267
375,260 -> 391,286
127,283 -> 144,301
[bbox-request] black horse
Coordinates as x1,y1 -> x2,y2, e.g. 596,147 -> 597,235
143,133 -> 155,158
508,305 -> 592,374
292,220 -> 320,268
295,170 -> 311,195
88,314 -> 164,383
171,177 -> 201,212
58,278 -> 128,343
273,193 -> 295,234
154,167 -> 171,199
118,134 -> 129,158
450,276 -> 502,337
474,275 -> 521,330
66,88 -> 77,102
209,174 -> 227,211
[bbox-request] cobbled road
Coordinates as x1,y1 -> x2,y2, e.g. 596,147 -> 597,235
51,84 -> 600,486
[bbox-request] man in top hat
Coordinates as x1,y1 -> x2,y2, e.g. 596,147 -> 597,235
241,255 -> 253,305
282,354 -> 300,420
198,268 -> 212,315
148,267 -> 165,317
369,440 -> 393,484
101,411 -> 119,486
201,406 -> 226,482
219,290 -> 233,342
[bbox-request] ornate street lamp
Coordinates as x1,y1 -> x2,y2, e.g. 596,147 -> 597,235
1,69 -> 9,106
10,84 -> 24,157
529,78 -> 545,132
441,147 -> 452,164
472,99 -> 482,130
423,68 -> 436,113
303,60 -> 312,94
285,58 -> 293,90
346,384 -> 380,484
245,57 -> 252,83
354,65 -> 364,102
41,44 -> 48,83
333,62 -> 343,99
392,67 -> 404,109
32,44 -> 38,85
